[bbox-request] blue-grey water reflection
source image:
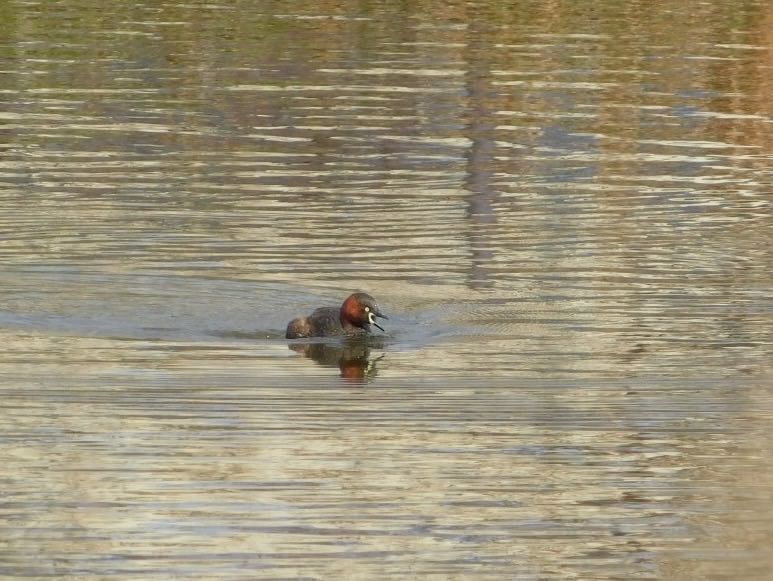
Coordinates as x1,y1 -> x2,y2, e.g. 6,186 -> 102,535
1,0 -> 773,578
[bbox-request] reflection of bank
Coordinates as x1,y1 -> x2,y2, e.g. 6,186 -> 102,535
289,339 -> 385,382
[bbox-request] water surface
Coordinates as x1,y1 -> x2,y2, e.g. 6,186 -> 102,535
1,0 -> 773,578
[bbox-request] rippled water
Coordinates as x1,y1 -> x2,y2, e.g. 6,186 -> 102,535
2,0 -> 773,578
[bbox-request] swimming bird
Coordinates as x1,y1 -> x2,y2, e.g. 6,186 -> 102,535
286,292 -> 387,339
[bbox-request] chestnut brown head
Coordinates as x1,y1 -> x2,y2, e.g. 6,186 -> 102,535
339,292 -> 388,332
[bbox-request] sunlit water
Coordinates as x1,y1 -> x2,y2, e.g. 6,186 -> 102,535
1,0 -> 773,578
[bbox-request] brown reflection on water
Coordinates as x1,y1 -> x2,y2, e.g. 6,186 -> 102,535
290,340 -> 385,382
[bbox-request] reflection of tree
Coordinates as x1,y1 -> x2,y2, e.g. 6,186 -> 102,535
463,15 -> 498,290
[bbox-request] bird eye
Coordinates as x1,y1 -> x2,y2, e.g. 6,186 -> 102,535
364,306 -> 370,312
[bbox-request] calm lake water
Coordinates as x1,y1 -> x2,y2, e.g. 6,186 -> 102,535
2,0 -> 773,578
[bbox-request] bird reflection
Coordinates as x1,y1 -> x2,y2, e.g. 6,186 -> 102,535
289,339 -> 384,382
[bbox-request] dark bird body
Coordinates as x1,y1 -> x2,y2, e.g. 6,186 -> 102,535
286,292 -> 387,339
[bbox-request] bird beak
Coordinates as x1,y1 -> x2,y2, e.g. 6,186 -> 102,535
369,309 -> 388,332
